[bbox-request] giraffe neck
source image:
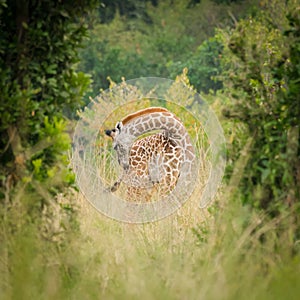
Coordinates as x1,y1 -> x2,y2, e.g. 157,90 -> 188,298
112,108 -> 195,173
122,111 -> 186,142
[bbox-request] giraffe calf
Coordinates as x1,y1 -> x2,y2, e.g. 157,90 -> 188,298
105,107 -> 194,202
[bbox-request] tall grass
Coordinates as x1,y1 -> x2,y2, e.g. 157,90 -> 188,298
1,93 -> 299,299
1,186 -> 300,300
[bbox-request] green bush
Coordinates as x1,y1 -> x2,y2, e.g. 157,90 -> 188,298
0,0 -> 96,224
219,0 -> 300,213
167,36 -> 224,93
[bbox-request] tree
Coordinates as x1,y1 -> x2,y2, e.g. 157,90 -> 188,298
78,0 -> 256,98
168,36 -> 224,93
0,0 -> 96,216
220,0 -> 300,213
98,0 -> 158,24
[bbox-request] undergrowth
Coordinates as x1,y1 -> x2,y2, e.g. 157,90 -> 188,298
1,188 -> 299,300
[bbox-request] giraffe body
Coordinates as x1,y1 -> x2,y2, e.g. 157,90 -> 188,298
105,107 -> 195,201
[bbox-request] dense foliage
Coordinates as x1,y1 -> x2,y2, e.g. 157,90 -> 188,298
79,0 -> 256,97
168,36 -> 224,93
220,0 -> 300,213
0,0 -> 96,216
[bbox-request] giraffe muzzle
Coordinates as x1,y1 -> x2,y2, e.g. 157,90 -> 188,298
105,129 -> 112,136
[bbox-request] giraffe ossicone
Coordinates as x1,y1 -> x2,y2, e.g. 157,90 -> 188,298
105,107 -> 196,201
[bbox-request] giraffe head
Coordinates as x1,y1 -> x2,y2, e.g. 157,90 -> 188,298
105,121 -> 133,171
105,121 -> 123,140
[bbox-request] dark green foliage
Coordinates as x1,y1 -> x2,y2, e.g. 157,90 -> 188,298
168,37 -> 223,93
0,0 -> 96,213
285,10 -> 300,127
98,0 -> 158,24
79,40 -> 155,98
79,0 -> 255,99
212,0 -> 242,3
221,3 -> 300,213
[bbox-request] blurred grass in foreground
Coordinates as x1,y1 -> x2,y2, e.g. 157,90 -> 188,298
1,187 -> 300,300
